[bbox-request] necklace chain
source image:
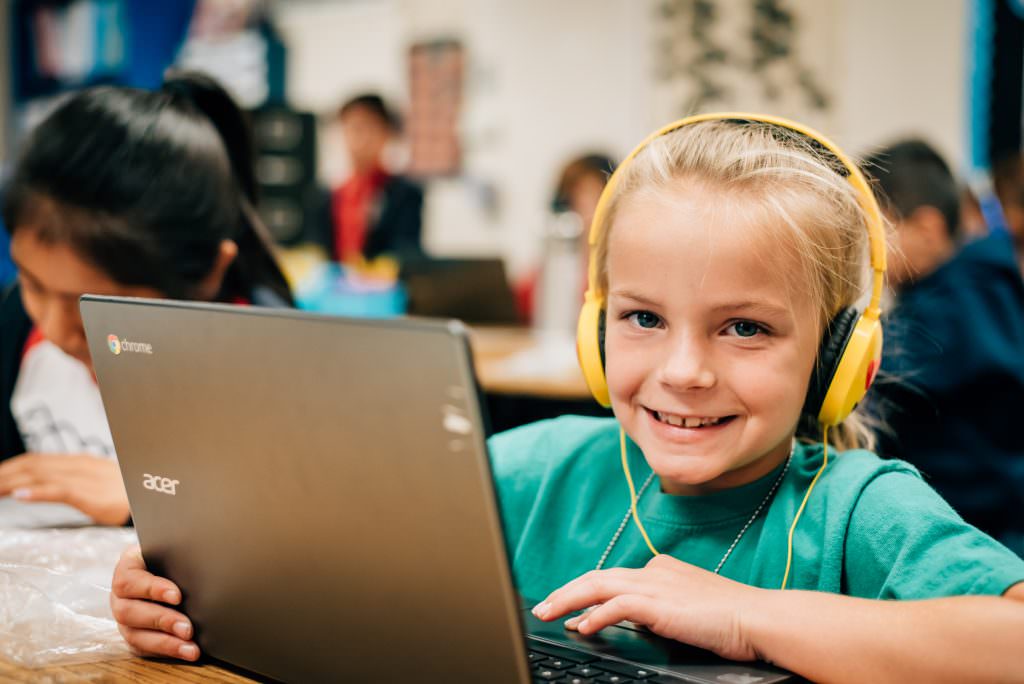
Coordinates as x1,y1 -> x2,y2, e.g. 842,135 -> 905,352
595,449 -> 793,573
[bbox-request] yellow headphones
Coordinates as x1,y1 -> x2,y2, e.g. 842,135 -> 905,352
575,112 -> 887,427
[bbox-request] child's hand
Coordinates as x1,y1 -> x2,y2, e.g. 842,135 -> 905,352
531,554 -> 766,661
110,545 -> 200,661
0,452 -> 130,525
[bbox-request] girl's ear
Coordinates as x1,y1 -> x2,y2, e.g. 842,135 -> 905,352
196,239 -> 239,301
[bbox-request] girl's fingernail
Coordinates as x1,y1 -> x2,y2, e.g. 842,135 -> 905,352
12,488 -> 31,500
531,601 -> 551,619
173,621 -> 191,639
564,616 -> 580,629
578,619 -> 590,631
178,643 -> 198,660
163,590 -> 180,604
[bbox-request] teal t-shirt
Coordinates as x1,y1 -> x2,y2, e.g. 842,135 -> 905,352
488,416 -> 1024,602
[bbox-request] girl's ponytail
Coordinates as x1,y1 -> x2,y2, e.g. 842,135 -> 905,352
161,71 -> 294,306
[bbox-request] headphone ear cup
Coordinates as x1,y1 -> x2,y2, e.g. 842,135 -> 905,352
820,313 -> 883,426
803,308 -> 860,421
576,297 -> 611,407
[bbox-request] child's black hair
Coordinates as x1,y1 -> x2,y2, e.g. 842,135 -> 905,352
338,93 -> 400,133
2,70 -> 293,305
862,139 -> 961,239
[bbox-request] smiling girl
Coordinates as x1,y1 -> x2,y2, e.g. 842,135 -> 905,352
109,115 -> 1024,682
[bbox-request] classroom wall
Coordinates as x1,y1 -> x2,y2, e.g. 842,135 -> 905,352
834,0 -> 966,170
272,0 -> 968,275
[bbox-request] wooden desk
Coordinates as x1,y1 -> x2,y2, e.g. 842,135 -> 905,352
0,654 -> 262,683
469,327 -> 590,400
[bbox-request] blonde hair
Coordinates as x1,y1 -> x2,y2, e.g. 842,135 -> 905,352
595,120 -> 882,451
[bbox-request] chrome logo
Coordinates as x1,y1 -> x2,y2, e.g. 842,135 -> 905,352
107,335 -> 121,355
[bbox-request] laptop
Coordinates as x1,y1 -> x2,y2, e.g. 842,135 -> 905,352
400,257 -> 521,325
81,296 -> 794,683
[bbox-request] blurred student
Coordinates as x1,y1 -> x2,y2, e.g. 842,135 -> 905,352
552,153 -> 615,232
865,139 -> 1024,553
994,152 -> 1024,274
0,72 -> 293,526
516,153 -> 615,323
320,93 -> 423,265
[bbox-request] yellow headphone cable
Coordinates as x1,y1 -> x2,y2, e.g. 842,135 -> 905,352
618,425 -> 830,589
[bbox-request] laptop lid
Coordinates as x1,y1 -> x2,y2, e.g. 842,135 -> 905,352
82,296 -> 530,683
400,257 -> 521,325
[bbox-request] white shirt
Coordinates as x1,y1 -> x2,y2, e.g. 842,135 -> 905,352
5,333 -> 116,527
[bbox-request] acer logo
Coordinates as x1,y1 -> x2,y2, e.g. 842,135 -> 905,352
143,473 -> 179,495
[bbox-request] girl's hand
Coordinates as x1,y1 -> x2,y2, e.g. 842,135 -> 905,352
0,452 -> 130,525
110,546 -> 200,661
531,554 -> 766,662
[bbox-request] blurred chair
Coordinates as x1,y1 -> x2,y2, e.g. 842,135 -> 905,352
250,105 -> 320,246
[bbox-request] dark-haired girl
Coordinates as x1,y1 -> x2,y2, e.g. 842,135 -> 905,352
0,71 -> 293,526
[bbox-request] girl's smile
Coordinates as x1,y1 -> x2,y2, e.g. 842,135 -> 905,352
646,407 -> 737,439
604,182 -> 821,494
649,410 -> 733,428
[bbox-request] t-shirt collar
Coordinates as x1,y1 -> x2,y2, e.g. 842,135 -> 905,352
624,435 -> 796,527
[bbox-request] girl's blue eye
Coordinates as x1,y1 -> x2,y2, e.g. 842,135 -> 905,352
729,321 -> 762,338
629,311 -> 662,329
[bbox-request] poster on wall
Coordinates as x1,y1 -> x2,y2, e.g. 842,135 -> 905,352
406,39 -> 463,177
650,0 -> 831,124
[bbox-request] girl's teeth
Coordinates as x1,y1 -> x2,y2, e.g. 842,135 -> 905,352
655,412 -> 723,428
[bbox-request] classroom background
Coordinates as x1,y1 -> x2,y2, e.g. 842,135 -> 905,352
1,1 -> 1024,679
0,0 -> 1017,281
2,0 -> 1021,433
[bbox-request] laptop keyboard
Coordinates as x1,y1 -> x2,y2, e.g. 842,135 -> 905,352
528,640 -> 678,683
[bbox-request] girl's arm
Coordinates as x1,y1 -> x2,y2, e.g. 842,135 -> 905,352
533,554 -> 1024,684
745,580 -> 1024,683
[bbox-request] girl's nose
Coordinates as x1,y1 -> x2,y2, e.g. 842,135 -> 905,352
656,332 -> 717,391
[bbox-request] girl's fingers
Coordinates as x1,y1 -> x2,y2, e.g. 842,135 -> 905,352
110,593 -> 192,637
110,545 -> 196,662
533,568 -> 651,621
11,483 -> 68,503
0,454 -> 54,481
570,594 -> 662,635
0,454 -> 31,476
112,548 -> 182,604
0,472 -> 38,496
118,624 -> 200,661
563,604 -> 600,630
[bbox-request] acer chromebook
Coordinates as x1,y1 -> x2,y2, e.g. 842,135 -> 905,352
81,296 -> 793,684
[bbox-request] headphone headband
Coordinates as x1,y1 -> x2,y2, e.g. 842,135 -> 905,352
584,112 -> 887,321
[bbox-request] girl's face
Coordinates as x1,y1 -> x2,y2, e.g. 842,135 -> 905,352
10,230 -> 163,371
604,185 -> 820,494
